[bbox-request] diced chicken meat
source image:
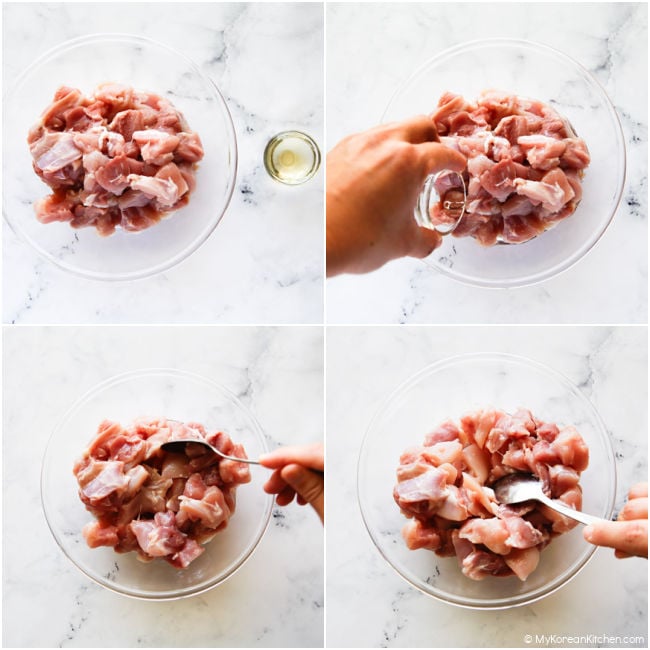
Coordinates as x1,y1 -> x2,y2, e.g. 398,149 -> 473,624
394,408 -> 589,581
430,90 -> 590,245
28,83 -> 204,236
73,417 -> 250,569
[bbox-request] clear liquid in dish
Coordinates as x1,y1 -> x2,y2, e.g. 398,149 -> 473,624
264,130 -> 320,185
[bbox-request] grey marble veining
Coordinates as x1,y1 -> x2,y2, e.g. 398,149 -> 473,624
326,2 -> 647,324
2,326 -> 324,647
3,3 -> 324,324
326,325 -> 647,647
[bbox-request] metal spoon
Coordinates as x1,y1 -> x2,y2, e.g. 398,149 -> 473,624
493,473 -> 602,526
160,439 -> 260,465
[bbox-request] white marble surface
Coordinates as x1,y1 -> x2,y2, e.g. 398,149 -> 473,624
3,326 -> 323,647
326,2 -> 648,324
3,3 -> 324,324
326,325 -> 647,647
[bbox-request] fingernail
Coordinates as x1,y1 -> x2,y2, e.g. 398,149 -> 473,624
583,525 -> 594,542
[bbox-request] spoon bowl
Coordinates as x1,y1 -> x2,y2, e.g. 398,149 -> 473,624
493,473 -> 603,526
160,438 -> 260,465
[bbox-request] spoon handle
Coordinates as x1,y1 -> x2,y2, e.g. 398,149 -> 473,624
220,454 -> 261,465
539,493 -> 604,526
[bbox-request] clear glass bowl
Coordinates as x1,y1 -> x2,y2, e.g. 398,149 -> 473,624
357,353 -> 616,609
41,369 -> 272,600
383,39 -> 626,288
4,33 -> 237,281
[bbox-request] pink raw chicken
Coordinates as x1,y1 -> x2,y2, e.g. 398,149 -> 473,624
28,83 -> 204,236
431,90 -> 590,245
74,417 -> 250,569
394,408 -> 589,581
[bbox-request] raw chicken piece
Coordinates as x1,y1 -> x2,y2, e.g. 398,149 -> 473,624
74,417 -> 250,569
130,512 -> 187,558
502,516 -> 545,549
394,408 -> 589,581
82,520 -> 120,548
402,519 -> 442,551
517,135 -> 567,170
459,518 -> 510,555
462,472 -> 498,517
31,132 -> 82,173
462,549 -> 510,580
394,467 -> 451,517
423,420 -> 461,446
504,547 -> 540,581
514,168 -> 575,213
461,444 -> 491,484
422,440 -> 463,466
428,90 -> 590,245
561,138 -> 591,169
177,484 -> 231,530
28,84 -> 204,235
131,129 -> 180,166
168,538 -> 205,569
493,115 -> 529,144
551,426 -> 589,472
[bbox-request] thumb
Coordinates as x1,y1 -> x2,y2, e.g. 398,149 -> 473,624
416,141 -> 467,176
584,520 -> 648,558
406,225 -> 443,259
281,464 -> 324,523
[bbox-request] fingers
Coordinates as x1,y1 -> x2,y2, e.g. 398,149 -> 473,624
259,443 -> 324,472
260,447 -> 325,522
263,470 -> 298,508
618,497 -> 648,522
583,520 -> 648,558
275,484 -> 297,507
406,225 -> 443,259
416,141 -> 467,175
628,482 -> 648,499
380,115 -> 439,144
376,117 -> 468,178
263,468 -> 287,495
281,464 -> 324,523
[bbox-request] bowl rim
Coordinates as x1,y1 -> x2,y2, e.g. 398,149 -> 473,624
357,351 -> 617,609
382,37 -> 627,289
40,367 -> 273,600
4,32 -> 238,282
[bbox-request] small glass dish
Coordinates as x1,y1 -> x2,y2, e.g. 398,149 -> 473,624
264,130 -> 321,185
41,369 -> 272,600
383,39 -> 626,288
415,170 -> 467,234
3,33 -> 238,281
358,352 -> 616,609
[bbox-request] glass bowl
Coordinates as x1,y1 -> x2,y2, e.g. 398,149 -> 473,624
383,39 -> 626,288
357,352 -> 616,609
41,369 -> 272,600
3,33 -> 237,281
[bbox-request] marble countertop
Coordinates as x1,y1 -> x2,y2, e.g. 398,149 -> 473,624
3,3 -> 324,324
3,326 -> 324,647
326,325 -> 647,647
326,2 -> 648,324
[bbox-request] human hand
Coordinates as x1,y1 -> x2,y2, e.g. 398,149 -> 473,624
583,482 -> 648,558
326,115 -> 466,276
259,443 -> 324,523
